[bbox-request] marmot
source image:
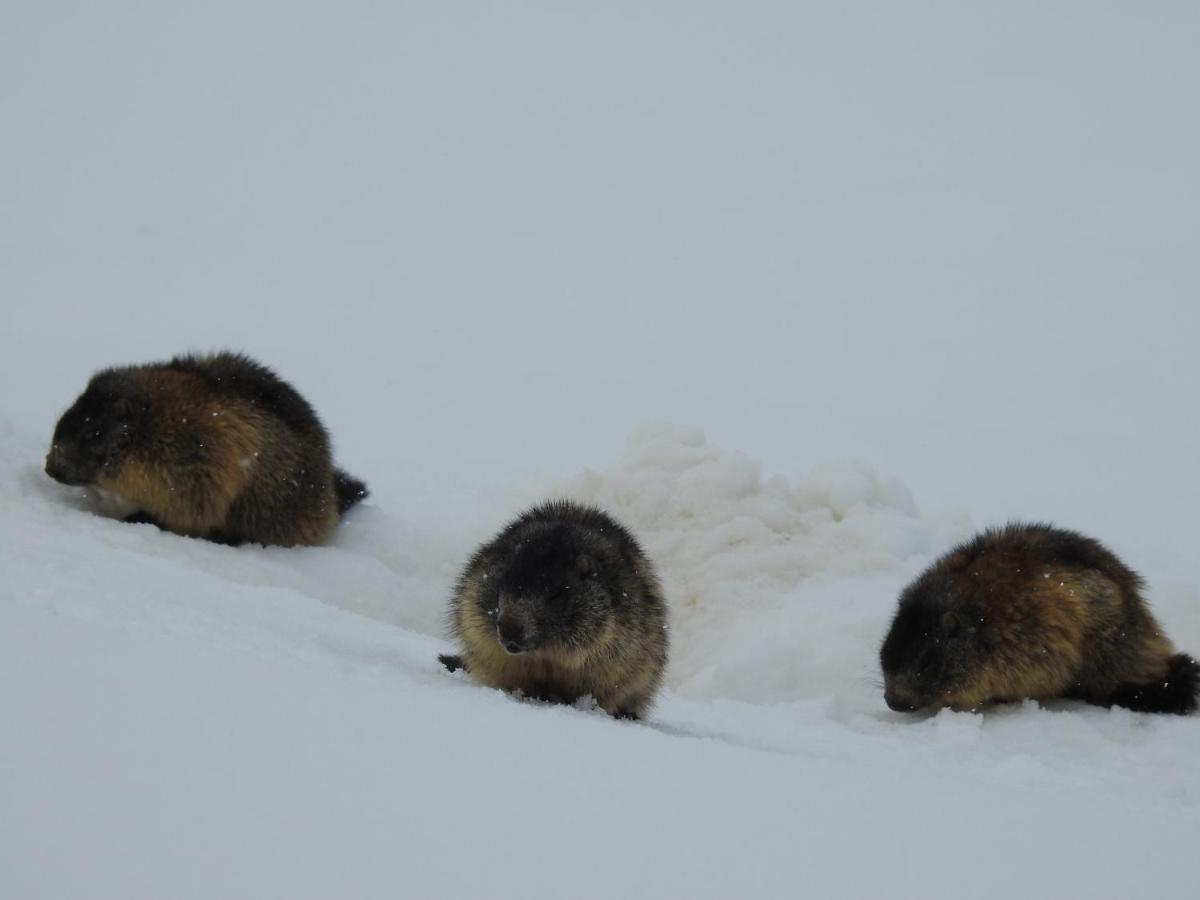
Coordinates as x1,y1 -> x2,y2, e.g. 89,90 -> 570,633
880,523 -> 1198,714
45,351 -> 368,547
440,500 -> 669,719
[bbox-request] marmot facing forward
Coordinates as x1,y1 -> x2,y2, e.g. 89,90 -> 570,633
45,352 -> 368,546
881,523 -> 1198,715
441,500 -> 669,719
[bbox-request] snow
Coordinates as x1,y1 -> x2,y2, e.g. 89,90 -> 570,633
4,422 -> 1199,898
3,3 -> 1199,898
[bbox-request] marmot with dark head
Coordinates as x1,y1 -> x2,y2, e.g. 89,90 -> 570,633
45,351 -> 368,546
881,523 -> 1198,715
440,500 -> 669,719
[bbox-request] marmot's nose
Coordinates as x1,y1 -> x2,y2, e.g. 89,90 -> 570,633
45,450 -> 73,485
885,685 -> 920,712
498,620 -> 529,655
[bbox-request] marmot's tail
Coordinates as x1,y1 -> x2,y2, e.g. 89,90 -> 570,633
333,468 -> 369,515
1109,653 -> 1199,715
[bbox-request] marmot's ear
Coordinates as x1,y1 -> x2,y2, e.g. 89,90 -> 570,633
576,554 -> 596,577
941,610 -> 962,636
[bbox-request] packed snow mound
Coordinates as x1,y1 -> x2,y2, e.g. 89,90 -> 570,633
523,423 -> 971,701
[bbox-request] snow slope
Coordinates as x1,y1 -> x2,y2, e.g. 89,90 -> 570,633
4,2 -> 1200,898
3,424 -> 1199,899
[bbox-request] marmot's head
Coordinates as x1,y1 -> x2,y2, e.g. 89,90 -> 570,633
46,371 -> 145,487
880,573 -> 989,711
478,521 -> 622,656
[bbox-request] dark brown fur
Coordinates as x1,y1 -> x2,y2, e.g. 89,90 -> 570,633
45,352 -> 367,547
445,500 -> 669,719
880,523 -> 1198,714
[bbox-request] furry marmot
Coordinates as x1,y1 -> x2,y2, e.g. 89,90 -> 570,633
440,500 -> 669,719
880,523 -> 1198,714
45,351 -> 368,546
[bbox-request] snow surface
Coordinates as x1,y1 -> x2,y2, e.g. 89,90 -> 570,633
3,3 -> 1199,898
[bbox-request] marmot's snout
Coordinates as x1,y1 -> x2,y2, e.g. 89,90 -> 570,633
45,444 -> 85,486
496,601 -> 539,655
884,680 -> 922,712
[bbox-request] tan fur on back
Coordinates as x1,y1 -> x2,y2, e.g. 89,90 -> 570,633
96,372 -> 260,534
96,369 -> 338,545
947,566 -> 1174,710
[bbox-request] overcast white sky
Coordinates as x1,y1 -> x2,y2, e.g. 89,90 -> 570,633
4,2 -> 1196,576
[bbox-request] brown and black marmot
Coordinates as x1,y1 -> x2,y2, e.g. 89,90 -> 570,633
881,523 -> 1198,714
440,500 -> 669,719
45,351 -> 368,546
